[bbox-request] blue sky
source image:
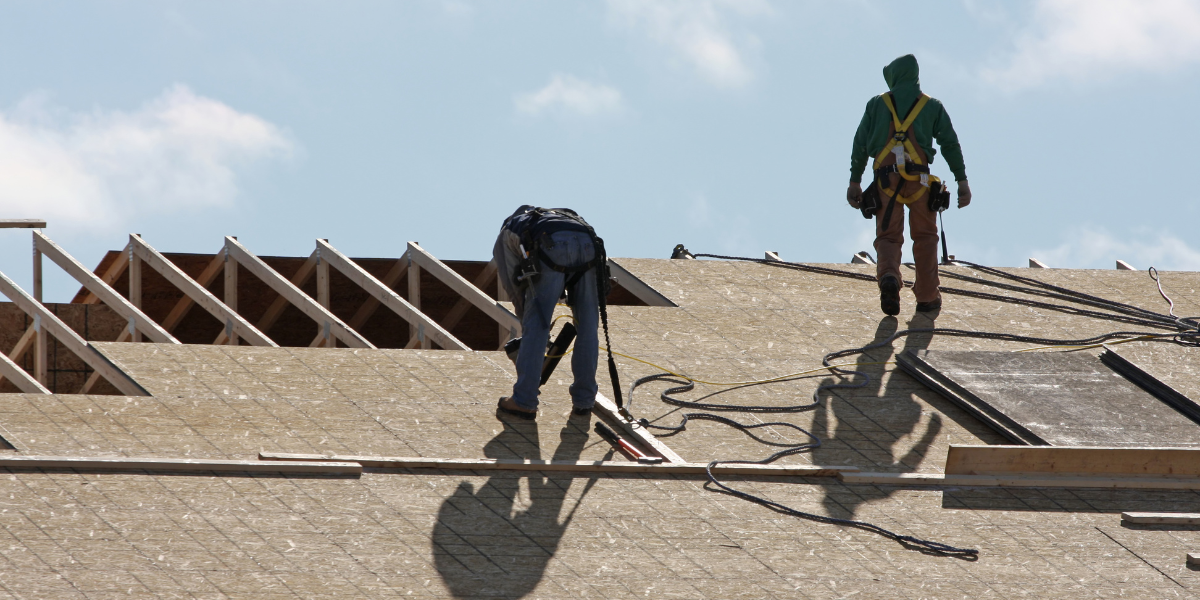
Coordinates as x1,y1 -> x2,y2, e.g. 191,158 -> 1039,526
2,0 -> 1199,301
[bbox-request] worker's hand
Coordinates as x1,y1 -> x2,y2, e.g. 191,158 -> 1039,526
957,180 -> 972,208
846,182 -> 863,209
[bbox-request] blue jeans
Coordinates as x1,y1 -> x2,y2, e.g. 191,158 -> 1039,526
510,231 -> 599,411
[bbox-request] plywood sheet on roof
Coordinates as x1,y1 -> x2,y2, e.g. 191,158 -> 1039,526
901,349 -> 1200,446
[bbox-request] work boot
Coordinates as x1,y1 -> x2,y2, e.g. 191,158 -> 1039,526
879,275 -> 901,316
497,396 -> 536,420
915,298 -> 942,313
571,406 -> 592,417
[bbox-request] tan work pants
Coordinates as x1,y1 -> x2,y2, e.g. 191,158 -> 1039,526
874,195 -> 941,303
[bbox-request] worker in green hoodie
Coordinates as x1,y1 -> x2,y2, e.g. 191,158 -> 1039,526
847,54 -> 971,316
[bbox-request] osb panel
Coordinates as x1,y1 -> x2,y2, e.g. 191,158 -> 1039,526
3,470 -> 1200,598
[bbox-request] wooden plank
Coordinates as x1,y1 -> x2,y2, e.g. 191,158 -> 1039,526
81,246 -> 130,304
258,452 -> 852,477
407,241 -> 521,335
7,325 -> 35,361
0,455 -> 361,475
31,240 -> 41,302
441,259 -> 498,332
0,269 -> 148,396
840,471 -> 1200,490
0,219 -> 47,228
315,246 -> 330,347
1116,260 -> 1136,270
225,237 -> 374,349
348,258 -> 407,330
317,240 -> 466,351
78,330 -> 130,394
0,348 -> 49,394
33,232 -> 180,344
594,392 -> 685,463
128,251 -> 142,342
607,259 -> 677,307
224,247 -> 238,346
1190,553 -> 1200,567
408,255 -> 423,348
129,235 -> 277,347
161,251 -> 224,332
945,445 -> 1200,478
255,250 -> 319,335
1122,512 -> 1200,525
34,317 -> 46,385
1029,258 -> 1050,268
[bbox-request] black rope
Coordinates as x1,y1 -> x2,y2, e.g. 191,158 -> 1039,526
618,252 -> 1200,558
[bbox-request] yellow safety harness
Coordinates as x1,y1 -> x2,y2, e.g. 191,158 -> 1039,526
873,93 -> 943,205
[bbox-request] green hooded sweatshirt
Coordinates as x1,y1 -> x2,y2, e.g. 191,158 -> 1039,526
849,54 -> 967,183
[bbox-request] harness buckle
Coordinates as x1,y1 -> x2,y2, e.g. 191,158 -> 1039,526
893,132 -> 907,142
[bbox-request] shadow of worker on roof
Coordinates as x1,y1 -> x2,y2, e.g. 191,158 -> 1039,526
810,312 -> 942,519
432,418 -> 599,599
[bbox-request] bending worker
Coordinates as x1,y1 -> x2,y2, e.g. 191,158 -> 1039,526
847,54 -> 971,316
494,205 -> 603,421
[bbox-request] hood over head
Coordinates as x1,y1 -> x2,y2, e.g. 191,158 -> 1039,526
883,54 -> 920,91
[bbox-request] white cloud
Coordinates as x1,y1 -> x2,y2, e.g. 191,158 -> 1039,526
985,0 -> 1200,89
0,85 -> 293,233
607,0 -> 770,89
1031,225 -> 1200,270
514,75 -> 624,117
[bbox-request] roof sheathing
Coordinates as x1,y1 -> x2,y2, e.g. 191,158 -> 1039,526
2,257 -> 1200,597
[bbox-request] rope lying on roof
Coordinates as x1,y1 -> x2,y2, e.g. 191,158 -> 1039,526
623,253 -> 1200,559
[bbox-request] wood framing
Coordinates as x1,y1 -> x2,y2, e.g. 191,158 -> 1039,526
0,351 -> 50,394
162,252 -> 224,333
441,260 -> 498,332
129,235 -> 277,347
225,237 -> 374,349
348,258 -> 407,329
838,471 -> 1200,490
594,392 -> 685,463
944,445 -> 1200,478
224,245 -> 239,345
34,232 -> 179,345
407,255 -> 423,348
258,452 -> 853,477
0,269 -> 148,396
255,250 -> 318,335
1122,512 -> 1200,525
0,219 -> 46,229
80,246 -> 130,304
0,455 -> 361,475
406,242 -> 521,337
608,259 -> 677,307
316,240 -> 467,351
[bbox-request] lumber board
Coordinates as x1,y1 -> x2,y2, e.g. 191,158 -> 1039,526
0,219 -> 46,228
0,325 -> 37,388
258,452 -> 852,477
407,241 -> 521,335
1190,553 -> 1200,567
945,445 -> 1200,478
608,258 -> 677,307
161,251 -> 224,332
226,237 -> 374,349
1122,512 -> 1200,525
317,240 -> 466,350
0,269 -> 147,397
594,392 -> 685,463
840,471 -> 1200,490
130,235 -> 277,347
348,258 -> 407,329
0,455 -> 361,475
441,259 -> 498,332
81,246 -> 130,304
34,232 -> 179,344
255,250 -> 319,335
0,349 -> 49,394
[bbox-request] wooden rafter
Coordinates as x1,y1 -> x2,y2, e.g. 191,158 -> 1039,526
0,269 -> 148,396
0,349 -> 49,394
316,239 -> 466,350
80,246 -> 131,305
224,237 -> 374,349
34,232 -> 180,345
129,235 -> 277,347
406,242 -> 520,336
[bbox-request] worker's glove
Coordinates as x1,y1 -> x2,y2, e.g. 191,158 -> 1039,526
846,182 -> 863,209
957,180 -> 972,208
